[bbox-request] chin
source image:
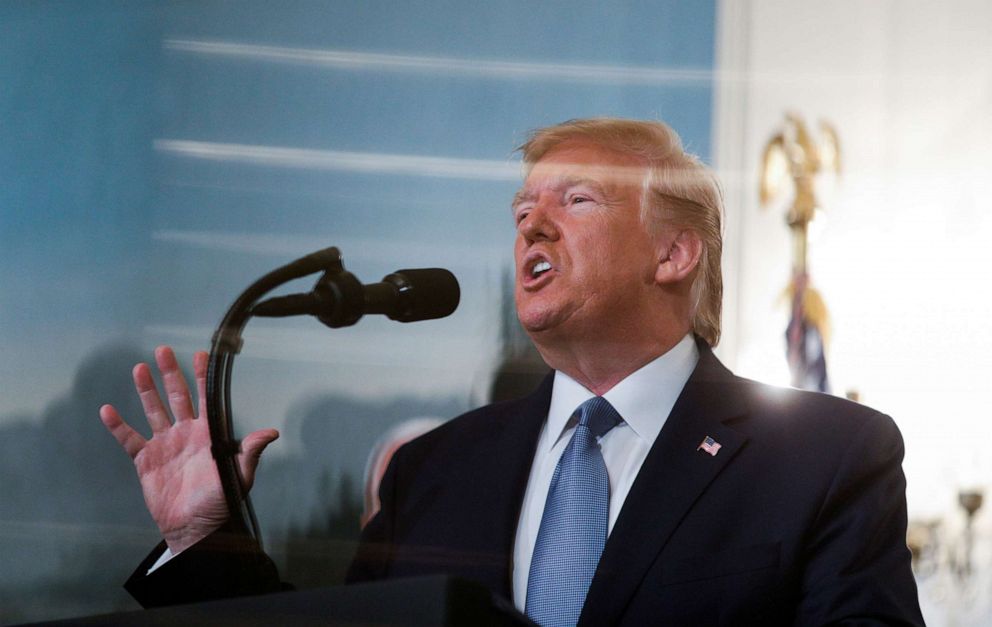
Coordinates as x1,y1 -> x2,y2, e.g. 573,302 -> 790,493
517,315 -> 550,335
519,312 -> 579,346
516,297 -> 588,340
516,308 -> 558,335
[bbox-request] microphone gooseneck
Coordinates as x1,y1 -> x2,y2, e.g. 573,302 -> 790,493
205,246 -> 459,553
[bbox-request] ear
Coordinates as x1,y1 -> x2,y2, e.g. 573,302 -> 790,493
655,229 -> 703,285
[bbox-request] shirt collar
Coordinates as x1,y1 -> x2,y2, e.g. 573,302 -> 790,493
545,333 -> 700,451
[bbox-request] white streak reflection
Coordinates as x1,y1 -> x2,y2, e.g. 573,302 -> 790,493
164,39 -> 713,86
154,139 -> 520,181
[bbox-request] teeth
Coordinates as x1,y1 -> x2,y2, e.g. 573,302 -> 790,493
532,260 -> 552,277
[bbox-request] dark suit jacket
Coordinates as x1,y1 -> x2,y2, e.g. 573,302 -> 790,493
127,343 -> 923,625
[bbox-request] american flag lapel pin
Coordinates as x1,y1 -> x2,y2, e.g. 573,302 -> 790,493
697,435 -> 722,457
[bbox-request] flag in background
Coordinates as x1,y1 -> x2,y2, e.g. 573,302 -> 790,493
785,273 -> 830,393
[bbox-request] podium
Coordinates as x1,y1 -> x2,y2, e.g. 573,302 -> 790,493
29,576 -> 534,626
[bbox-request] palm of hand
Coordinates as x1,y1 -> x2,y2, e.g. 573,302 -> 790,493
134,416 -> 229,552
100,346 -> 278,555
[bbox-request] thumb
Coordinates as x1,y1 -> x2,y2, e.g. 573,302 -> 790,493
238,428 -> 279,489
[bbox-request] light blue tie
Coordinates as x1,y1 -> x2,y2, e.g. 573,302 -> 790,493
526,397 -> 622,627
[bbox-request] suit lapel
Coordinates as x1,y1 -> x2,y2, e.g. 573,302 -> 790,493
579,344 -> 750,626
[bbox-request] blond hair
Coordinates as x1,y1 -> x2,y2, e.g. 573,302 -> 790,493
518,118 -> 724,346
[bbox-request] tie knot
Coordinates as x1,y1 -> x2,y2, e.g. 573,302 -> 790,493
576,397 -> 622,439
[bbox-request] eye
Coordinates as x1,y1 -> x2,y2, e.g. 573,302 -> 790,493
515,209 -> 530,225
569,195 -> 592,205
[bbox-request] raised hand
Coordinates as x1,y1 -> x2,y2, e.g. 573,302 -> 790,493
100,346 -> 279,554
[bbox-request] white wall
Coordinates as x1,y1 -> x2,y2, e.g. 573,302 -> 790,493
715,0 -> 992,519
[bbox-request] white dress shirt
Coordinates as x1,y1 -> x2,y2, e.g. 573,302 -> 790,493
511,333 -> 699,611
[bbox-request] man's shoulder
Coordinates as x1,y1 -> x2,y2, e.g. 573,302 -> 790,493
694,341 -> 896,439
722,373 -> 902,452
734,374 -> 880,416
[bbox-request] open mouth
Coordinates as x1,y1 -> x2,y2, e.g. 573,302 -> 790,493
531,260 -> 552,278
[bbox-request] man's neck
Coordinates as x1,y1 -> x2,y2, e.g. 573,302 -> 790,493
534,327 -> 691,396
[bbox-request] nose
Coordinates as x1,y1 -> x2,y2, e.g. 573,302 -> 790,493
517,200 -> 560,244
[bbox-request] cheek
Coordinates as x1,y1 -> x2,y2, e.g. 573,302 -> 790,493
580,230 -> 623,268
583,234 -> 654,285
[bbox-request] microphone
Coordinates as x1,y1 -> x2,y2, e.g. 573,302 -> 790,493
251,267 -> 460,328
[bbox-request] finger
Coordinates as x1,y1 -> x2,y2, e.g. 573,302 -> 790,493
237,429 -> 280,489
194,350 -> 209,420
133,362 -> 172,433
99,404 -> 147,458
155,346 -> 196,423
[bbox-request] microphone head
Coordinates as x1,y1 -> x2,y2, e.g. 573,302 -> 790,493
383,268 -> 460,322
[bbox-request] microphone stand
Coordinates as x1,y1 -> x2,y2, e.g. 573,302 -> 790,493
205,246 -> 459,551
205,246 -> 345,547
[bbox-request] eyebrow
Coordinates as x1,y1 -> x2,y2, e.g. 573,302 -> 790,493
511,189 -> 536,211
511,176 -> 611,213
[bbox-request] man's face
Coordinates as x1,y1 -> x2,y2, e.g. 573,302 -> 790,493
513,139 -> 663,345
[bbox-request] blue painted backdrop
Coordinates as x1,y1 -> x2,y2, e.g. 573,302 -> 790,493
0,1 -> 715,620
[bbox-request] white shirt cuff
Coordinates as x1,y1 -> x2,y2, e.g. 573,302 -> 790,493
147,546 -> 175,575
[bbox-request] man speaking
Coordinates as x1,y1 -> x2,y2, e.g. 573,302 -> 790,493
101,118 -> 924,625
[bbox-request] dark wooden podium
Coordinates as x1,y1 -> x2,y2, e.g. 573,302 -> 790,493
27,576 -> 534,626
